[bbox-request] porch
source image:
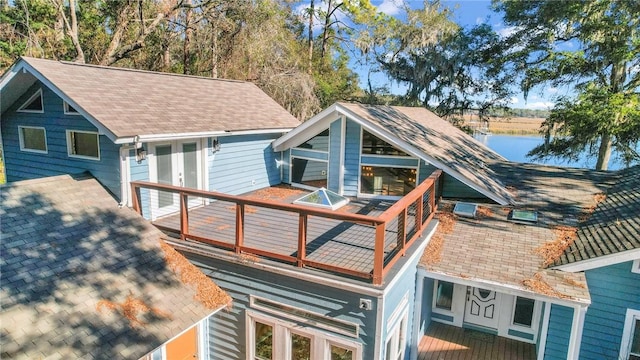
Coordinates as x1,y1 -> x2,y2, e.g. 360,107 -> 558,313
418,322 -> 536,360
130,170 -> 442,285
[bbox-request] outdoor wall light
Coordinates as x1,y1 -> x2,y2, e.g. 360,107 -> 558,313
212,138 -> 221,152
136,146 -> 147,163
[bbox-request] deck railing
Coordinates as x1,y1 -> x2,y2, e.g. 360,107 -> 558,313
131,169 -> 442,285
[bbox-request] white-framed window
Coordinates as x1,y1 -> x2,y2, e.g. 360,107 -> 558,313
511,296 -> 536,328
63,101 -> 80,115
17,89 -> 44,113
632,259 -> 640,274
18,126 -> 47,153
66,130 -> 100,160
247,311 -> 362,360
433,280 -> 454,311
384,310 -> 408,360
620,309 -> 640,360
360,166 -> 416,197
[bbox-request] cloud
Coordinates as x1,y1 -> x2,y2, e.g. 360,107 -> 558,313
496,25 -> 518,38
524,101 -> 554,110
377,0 -> 404,16
510,97 -> 519,104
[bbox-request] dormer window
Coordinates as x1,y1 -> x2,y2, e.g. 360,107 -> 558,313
64,101 -> 80,115
17,89 -> 44,113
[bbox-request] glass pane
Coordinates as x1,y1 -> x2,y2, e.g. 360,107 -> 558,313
255,322 -> 273,360
361,130 -> 408,156
156,145 -> 174,208
360,167 -> 416,196
21,128 -> 46,151
182,142 -> 198,188
299,129 -> 329,152
513,297 -> 535,327
291,158 -> 327,188
72,132 -> 99,158
330,345 -> 353,360
631,319 -> 640,356
22,94 -> 43,111
435,281 -> 454,310
291,333 -> 311,360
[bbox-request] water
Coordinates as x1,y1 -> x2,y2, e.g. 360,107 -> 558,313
474,134 -> 630,170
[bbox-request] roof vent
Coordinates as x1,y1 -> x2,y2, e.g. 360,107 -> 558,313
509,210 -> 538,224
453,202 -> 478,218
294,188 -> 349,210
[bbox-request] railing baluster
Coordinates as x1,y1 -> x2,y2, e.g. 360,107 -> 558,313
416,195 -> 424,231
297,213 -> 307,267
373,222 -> 385,285
235,203 -> 244,253
180,192 -> 189,240
131,183 -> 141,214
399,209 -> 407,256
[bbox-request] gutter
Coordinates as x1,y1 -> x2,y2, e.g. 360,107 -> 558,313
115,128 -> 294,144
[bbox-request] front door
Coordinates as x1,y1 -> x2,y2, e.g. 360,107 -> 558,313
464,287 -> 501,329
150,140 -> 203,219
166,326 -> 198,360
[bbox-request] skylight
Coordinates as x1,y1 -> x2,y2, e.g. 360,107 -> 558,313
293,188 -> 349,210
510,210 -> 538,224
453,202 -> 477,218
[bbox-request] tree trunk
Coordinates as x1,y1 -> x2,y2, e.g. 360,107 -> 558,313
211,21 -> 218,78
307,0 -> 314,74
596,130 -> 612,170
320,0 -> 332,59
67,0 -> 84,63
183,0 -> 193,74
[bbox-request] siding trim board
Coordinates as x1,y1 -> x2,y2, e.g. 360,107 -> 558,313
554,248 -> 640,272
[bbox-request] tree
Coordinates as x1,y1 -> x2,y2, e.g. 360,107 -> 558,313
494,0 -> 640,170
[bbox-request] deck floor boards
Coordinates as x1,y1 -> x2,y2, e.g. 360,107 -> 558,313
418,322 -> 536,360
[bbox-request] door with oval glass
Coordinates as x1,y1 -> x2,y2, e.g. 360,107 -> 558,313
150,140 -> 203,219
464,287 -> 501,329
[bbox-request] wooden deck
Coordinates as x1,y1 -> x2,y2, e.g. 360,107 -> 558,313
418,322 -> 537,360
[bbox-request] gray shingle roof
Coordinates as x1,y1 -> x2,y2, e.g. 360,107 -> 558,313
336,103 -> 514,205
0,174 -> 228,359
557,165 -> 640,266
8,57 -> 300,139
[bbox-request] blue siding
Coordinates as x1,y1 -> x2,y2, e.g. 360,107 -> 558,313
418,161 -> 437,184
360,156 -> 419,168
1,82 -> 121,198
129,149 -> 151,219
578,261 -> 640,360
187,255 -> 378,360
328,119 -> 342,193
343,119 -> 361,196
442,174 -> 487,200
544,304 -> 573,359
290,148 -> 329,161
209,134 -> 281,195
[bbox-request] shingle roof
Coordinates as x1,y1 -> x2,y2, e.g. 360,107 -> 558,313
0,174 -> 229,359
420,163 -> 615,303
556,165 -> 640,266
5,57 -> 299,139
337,103 -> 514,205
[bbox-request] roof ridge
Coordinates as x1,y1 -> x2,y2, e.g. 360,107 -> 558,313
24,56 -> 250,85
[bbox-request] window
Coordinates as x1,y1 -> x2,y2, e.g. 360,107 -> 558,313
67,130 -> 99,160
291,157 -> 328,189
384,316 -> 407,360
63,101 -> 80,115
17,89 -> 43,113
361,130 -> 408,156
298,129 -> 329,152
247,311 -> 361,360
435,281 -> 454,310
621,309 -> 640,360
18,126 -> 47,153
361,166 -> 416,196
512,297 -> 535,328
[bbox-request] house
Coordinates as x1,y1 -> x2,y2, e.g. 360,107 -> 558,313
0,173 -> 231,359
2,58 -> 638,360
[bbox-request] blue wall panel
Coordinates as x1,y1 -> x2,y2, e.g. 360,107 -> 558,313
343,119 -> 361,196
209,134 -> 281,195
290,148 -> 329,161
578,261 -> 640,360
328,118 -> 342,193
360,156 -> 419,168
544,304 -> 573,359
421,277 -> 434,335
187,255 -> 378,360
1,82 -> 121,198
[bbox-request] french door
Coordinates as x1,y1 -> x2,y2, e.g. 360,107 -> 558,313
150,140 -> 203,219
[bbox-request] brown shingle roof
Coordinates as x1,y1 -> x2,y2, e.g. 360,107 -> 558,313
18,57 -> 300,139
0,173 -> 230,359
337,103 -> 514,205
557,165 -> 640,266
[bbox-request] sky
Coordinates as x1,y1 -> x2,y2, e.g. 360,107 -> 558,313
362,0 -> 559,110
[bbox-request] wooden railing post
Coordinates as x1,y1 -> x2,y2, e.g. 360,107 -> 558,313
235,203 -> 245,253
398,209 -> 407,256
297,213 -> 307,267
180,192 -> 189,240
130,183 -> 142,214
373,222 -> 386,285
416,195 -> 424,231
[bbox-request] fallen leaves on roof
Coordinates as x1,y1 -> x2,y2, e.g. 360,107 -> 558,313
562,275 -> 586,289
533,226 -> 577,267
476,206 -> 493,219
522,272 -> 566,298
422,211 -> 457,267
97,293 -> 171,328
578,192 -> 606,222
159,240 -> 232,309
